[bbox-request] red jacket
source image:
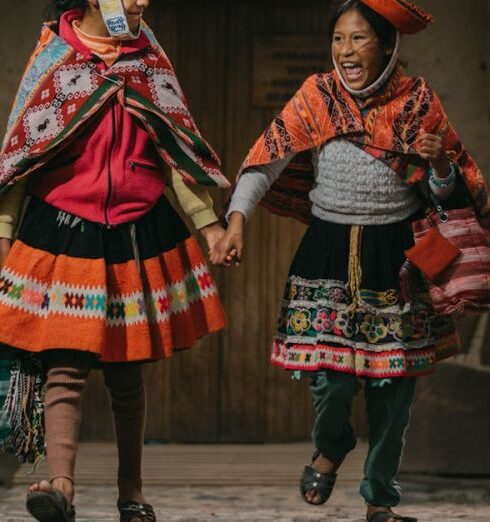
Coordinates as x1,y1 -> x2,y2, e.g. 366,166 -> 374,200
29,10 -> 166,225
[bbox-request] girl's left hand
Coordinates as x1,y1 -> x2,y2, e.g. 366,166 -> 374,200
416,131 -> 451,177
0,238 -> 11,269
199,222 -> 226,255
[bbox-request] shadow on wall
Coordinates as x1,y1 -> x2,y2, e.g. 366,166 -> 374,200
402,315 -> 490,475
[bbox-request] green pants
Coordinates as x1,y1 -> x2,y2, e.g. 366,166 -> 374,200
309,370 -> 416,507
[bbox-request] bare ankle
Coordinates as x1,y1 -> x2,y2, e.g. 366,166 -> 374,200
118,478 -> 145,503
50,477 -> 75,504
312,454 -> 337,474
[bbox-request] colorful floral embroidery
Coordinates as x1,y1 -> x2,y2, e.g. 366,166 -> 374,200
273,275 -> 458,378
312,309 -> 333,333
360,314 -> 389,344
387,317 -> 407,341
289,309 -> 311,335
332,310 -> 356,338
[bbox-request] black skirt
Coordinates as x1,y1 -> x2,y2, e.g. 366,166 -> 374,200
271,216 -> 458,378
0,196 -> 225,364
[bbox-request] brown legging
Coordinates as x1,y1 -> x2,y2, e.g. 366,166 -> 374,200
44,362 -> 146,484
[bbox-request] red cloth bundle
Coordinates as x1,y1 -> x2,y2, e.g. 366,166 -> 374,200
404,227 -> 460,281
409,208 -> 490,315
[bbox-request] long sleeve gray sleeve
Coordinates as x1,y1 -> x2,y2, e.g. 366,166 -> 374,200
226,155 -> 293,222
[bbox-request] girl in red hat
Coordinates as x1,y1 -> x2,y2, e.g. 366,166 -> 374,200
213,1 -> 488,521
0,1 -> 229,520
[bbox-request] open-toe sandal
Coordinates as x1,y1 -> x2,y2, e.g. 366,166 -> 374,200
367,511 -> 417,522
26,488 -> 75,522
117,499 -> 156,522
299,451 -> 337,506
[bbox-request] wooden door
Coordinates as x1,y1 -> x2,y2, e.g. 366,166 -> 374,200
81,0 -> 367,443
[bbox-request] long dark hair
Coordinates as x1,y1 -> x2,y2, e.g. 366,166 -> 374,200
329,0 -> 397,50
51,0 -> 88,17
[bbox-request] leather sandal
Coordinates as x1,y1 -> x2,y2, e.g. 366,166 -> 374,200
367,511 -> 417,522
299,450 -> 338,506
117,499 -> 157,522
26,488 -> 75,522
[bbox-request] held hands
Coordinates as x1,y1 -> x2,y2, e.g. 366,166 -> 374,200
416,130 -> 451,177
199,221 -> 242,267
209,212 -> 245,267
199,222 -> 227,256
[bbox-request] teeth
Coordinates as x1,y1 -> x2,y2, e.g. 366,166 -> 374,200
341,62 -> 363,83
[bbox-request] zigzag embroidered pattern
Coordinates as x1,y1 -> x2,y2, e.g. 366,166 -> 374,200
271,341 -> 438,378
0,264 -> 217,327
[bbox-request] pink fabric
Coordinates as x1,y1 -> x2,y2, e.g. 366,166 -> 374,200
411,208 -> 490,315
29,10 -> 166,225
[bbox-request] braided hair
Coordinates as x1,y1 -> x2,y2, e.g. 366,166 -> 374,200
52,0 -> 88,16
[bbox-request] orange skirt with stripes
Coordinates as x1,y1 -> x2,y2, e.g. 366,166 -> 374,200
0,197 -> 225,363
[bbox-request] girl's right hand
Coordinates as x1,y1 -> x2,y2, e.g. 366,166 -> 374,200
210,212 -> 245,266
0,238 -> 11,269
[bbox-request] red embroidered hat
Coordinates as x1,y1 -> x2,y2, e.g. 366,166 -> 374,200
360,0 -> 434,34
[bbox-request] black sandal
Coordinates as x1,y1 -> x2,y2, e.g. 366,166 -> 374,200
367,511 -> 417,522
299,451 -> 337,506
117,499 -> 156,522
26,488 -> 76,522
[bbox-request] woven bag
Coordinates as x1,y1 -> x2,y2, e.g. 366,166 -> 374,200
410,204 -> 490,315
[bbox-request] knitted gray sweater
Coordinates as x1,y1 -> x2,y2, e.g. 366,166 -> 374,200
309,140 -> 420,224
228,139 -> 453,225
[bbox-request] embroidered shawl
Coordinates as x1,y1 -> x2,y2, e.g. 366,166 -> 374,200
0,22 -> 230,196
239,68 -> 489,223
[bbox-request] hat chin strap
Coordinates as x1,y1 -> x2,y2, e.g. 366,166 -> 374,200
333,31 -> 401,99
98,0 -> 141,40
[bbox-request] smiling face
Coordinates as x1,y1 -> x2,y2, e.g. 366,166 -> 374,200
121,0 -> 150,32
332,8 -> 388,90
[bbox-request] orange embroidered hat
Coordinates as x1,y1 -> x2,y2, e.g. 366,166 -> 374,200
360,0 -> 434,34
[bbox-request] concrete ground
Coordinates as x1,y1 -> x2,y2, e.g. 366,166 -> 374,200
2,481 -> 490,521
0,443 -> 489,521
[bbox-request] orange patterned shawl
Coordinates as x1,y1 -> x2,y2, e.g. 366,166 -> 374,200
239,67 -> 489,224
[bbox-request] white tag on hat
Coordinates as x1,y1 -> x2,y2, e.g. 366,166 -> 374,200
98,0 -> 141,40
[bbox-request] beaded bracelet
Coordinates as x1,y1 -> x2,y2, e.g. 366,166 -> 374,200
428,163 -> 457,189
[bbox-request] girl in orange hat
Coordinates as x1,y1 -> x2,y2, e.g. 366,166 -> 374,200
212,1 -> 488,521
